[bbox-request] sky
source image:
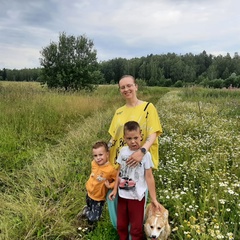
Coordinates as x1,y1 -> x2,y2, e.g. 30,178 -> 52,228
0,0 -> 239,69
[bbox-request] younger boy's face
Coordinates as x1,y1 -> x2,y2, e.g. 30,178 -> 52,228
124,129 -> 141,151
92,146 -> 109,166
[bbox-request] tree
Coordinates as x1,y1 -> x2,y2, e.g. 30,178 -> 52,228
100,61 -> 115,84
39,32 -> 102,90
195,50 -> 213,76
2,68 -> 7,80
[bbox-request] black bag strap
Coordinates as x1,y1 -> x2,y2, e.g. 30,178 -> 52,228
144,102 -> 150,119
144,102 -> 150,111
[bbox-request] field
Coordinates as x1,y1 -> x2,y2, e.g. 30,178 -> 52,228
0,82 -> 239,240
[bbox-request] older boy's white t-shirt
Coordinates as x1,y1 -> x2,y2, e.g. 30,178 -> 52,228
117,146 -> 153,201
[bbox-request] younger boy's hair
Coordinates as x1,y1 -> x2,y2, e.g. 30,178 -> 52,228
124,121 -> 140,134
92,141 -> 109,152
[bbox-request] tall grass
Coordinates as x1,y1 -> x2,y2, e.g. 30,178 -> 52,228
0,82 -> 108,171
0,82 -> 239,239
180,86 -> 240,120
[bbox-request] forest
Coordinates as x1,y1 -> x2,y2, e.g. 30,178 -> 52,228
1,50 -> 240,88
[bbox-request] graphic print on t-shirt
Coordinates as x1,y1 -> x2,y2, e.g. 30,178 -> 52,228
119,157 -> 140,190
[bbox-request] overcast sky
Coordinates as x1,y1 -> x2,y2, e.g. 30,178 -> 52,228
0,0 -> 239,69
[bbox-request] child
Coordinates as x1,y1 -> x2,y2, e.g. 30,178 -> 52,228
109,121 -> 162,240
78,141 -> 117,225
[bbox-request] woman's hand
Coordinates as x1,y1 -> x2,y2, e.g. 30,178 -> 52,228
127,133 -> 157,167
126,149 -> 144,167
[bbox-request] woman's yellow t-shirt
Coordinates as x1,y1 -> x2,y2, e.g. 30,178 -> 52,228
108,102 -> 162,169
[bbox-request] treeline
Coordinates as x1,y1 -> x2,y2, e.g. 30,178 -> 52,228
0,68 -> 41,82
100,51 -> 240,88
1,50 -> 240,88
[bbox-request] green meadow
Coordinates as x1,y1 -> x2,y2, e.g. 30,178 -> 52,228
0,82 -> 239,240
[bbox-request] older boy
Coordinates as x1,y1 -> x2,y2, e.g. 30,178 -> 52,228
109,121 -> 162,240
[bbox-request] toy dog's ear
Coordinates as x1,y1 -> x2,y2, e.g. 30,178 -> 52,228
164,209 -> 169,219
144,222 -> 151,236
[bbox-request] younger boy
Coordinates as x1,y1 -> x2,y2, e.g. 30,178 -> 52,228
109,121 -> 162,240
78,141 -> 117,225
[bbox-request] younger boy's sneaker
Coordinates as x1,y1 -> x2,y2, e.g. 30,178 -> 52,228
77,205 -> 88,219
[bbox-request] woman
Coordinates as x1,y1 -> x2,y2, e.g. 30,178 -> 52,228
107,75 -> 162,229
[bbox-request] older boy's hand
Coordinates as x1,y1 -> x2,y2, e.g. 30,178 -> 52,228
151,200 -> 162,212
108,190 -> 116,201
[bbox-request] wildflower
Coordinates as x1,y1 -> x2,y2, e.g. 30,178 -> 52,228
219,182 -> 228,187
227,232 -> 234,240
209,229 -> 216,237
172,227 -> 178,232
190,215 -> 196,223
216,233 -> 224,239
219,199 -> 226,204
214,224 -> 220,229
196,228 -> 201,234
228,189 -> 235,195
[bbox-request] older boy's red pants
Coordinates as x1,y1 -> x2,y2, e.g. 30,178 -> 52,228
117,196 -> 145,240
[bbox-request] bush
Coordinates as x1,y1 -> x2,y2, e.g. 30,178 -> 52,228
174,80 -> 183,88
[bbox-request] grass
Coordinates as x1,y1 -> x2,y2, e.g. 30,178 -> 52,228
0,82 -> 239,239
0,82 -> 111,171
156,89 -> 240,239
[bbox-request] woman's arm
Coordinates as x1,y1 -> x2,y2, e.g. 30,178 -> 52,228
142,132 -> 157,151
126,132 -> 157,167
108,137 -> 114,150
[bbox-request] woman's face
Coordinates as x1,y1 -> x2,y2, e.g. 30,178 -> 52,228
119,76 -> 138,99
